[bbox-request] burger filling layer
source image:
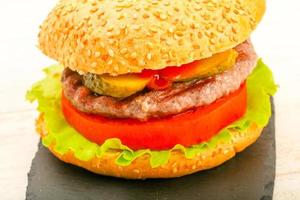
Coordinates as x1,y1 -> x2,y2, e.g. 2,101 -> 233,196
26,60 -> 277,167
62,40 -> 257,121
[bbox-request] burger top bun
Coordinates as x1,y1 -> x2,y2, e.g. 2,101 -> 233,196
38,0 -> 265,76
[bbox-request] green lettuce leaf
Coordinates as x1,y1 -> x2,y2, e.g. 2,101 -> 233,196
26,59 -> 277,168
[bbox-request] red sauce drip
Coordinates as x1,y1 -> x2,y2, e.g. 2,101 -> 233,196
147,74 -> 171,90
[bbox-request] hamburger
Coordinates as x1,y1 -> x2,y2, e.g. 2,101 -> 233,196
27,0 -> 277,179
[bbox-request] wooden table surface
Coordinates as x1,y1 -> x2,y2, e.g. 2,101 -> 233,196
0,1 -> 299,199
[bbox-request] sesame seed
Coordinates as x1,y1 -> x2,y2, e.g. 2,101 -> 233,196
224,149 -> 229,154
147,53 -> 152,60
168,27 -> 175,34
87,49 -> 92,56
108,49 -> 114,57
150,27 -> 158,33
130,52 -> 137,59
94,51 -> 101,57
120,48 -> 128,54
91,62 -> 97,68
133,13 -> 138,19
132,24 -> 141,30
107,59 -> 113,65
159,13 -> 167,20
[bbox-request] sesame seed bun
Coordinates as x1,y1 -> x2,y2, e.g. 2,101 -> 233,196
38,0 -> 265,76
36,114 -> 263,179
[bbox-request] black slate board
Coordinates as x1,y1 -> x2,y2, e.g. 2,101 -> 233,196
26,103 -> 275,200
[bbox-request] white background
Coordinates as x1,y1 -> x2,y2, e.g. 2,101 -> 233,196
0,0 -> 300,199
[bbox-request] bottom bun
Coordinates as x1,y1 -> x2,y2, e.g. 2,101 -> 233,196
36,115 -> 262,179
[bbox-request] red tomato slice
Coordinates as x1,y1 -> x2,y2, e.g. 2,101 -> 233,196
139,61 -> 201,79
139,61 -> 202,90
62,83 -> 247,150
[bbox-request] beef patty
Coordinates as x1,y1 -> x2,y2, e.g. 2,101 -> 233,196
62,40 -> 257,121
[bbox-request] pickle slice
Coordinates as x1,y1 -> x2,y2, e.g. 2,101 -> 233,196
175,49 -> 238,82
83,73 -> 150,98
